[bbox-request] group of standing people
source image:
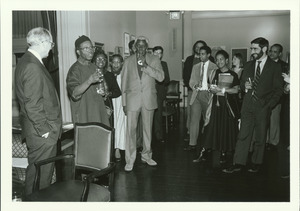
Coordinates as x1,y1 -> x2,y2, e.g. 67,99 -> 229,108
67,35 -> 167,172
183,37 -> 289,175
15,26 -> 169,195
15,26 -> 290,197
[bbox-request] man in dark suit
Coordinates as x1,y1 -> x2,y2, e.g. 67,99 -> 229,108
15,27 -> 62,195
121,36 -> 164,171
266,44 -> 289,150
153,46 -> 170,143
223,37 -> 283,173
183,40 -> 207,138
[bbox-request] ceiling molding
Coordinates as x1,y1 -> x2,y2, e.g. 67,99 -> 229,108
192,10 -> 290,19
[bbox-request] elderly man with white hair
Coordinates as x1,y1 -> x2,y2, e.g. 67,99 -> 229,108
121,36 -> 164,171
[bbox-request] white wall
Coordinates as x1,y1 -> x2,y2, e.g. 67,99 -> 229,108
89,11 -> 136,54
191,14 -> 290,63
136,11 -> 183,81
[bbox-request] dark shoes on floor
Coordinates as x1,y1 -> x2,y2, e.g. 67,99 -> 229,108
184,145 -> 196,151
222,164 -> 243,173
193,148 -> 207,162
219,152 -> 226,164
266,143 -> 277,151
248,163 -> 260,173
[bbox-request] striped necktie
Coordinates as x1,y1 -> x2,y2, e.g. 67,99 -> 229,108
252,61 -> 261,101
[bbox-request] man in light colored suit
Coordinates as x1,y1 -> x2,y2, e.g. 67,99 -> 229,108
121,36 -> 164,172
185,46 -> 217,161
15,27 -> 62,195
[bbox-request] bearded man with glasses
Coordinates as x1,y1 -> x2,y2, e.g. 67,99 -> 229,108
66,35 -> 109,126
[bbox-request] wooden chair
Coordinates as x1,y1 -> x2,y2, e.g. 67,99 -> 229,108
165,80 -> 182,120
25,122 -> 116,202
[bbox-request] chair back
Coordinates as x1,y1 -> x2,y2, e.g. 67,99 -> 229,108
74,123 -> 114,171
166,80 -> 180,96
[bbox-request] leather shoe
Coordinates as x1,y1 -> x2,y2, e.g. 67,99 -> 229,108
248,164 -> 260,173
141,158 -> 157,166
184,145 -> 196,151
222,164 -> 243,173
266,143 -> 277,151
193,148 -> 207,162
219,152 -> 226,164
124,164 -> 133,172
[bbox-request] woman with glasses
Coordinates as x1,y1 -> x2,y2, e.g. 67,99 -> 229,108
66,35 -> 110,126
92,50 -> 121,127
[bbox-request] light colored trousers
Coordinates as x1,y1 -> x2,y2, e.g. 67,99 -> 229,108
125,107 -> 154,166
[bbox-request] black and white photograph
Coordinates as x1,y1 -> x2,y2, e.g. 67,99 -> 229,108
2,0 -> 300,211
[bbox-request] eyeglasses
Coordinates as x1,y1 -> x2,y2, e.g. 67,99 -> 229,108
42,40 -> 55,48
96,57 -> 107,62
80,46 -> 96,51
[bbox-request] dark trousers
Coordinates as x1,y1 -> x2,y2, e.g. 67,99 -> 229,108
25,134 -> 57,195
234,97 -> 271,165
153,96 -> 164,140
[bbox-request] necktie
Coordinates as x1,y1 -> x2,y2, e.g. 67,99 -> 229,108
201,62 -> 208,90
252,61 -> 261,101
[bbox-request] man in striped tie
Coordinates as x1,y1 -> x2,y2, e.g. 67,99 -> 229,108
223,37 -> 283,173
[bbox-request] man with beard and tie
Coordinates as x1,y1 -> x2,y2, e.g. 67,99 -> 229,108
223,37 -> 283,173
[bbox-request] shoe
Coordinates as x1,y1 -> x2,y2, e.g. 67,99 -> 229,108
266,143 -> 277,151
248,164 -> 260,173
141,158 -> 157,166
219,152 -> 226,164
193,148 -> 207,162
281,174 -> 290,179
222,164 -> 243,173
124,164 -> 133,172
158,138 -> 165,143
115,149 -> 121,162
184,145 -> 196,151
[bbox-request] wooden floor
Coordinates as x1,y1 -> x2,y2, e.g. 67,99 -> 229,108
112,109 -> 290,202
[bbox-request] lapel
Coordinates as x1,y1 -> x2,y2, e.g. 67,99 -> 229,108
129,54 -> 140,80
259,57 -> 271,79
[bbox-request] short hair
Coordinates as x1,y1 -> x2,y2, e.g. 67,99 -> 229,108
251,37 -> 269,51
92,49 -> 108,66
111,54 -> 124,63
193,40 -> 207,54
134,36 -> 149,48
27,27 -> 52,47
271,43 -> 283,53
215,50 -> 229,60
153,46 -> 164,53
233,53 -> 244,68
199,45 -> 211,55
129,40 -> 135,50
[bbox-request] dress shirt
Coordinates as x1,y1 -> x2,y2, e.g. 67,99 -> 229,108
200,61 -> 209,91
255,56 -> 267,75
28,48 -> 44,65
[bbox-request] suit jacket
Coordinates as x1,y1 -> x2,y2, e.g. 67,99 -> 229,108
156,60 -> 170,100
189,60 -> 218,105
277,59 -> 289,74
121,53 -> 164,111
15,51 -> 62,142
240,57 -> 283,110
183,55 -> 195,90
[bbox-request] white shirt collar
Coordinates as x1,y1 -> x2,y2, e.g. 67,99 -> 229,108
256,56 -> 267,73
28,48 -> 44,65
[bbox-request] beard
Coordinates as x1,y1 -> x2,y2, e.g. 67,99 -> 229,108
251,49 -> 264,60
